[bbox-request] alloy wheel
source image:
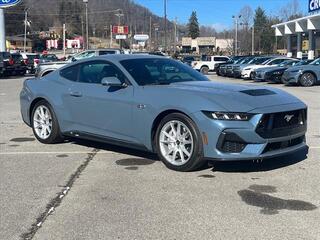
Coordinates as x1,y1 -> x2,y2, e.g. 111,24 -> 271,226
159,120 -> 194,166
33,105 -> 52,139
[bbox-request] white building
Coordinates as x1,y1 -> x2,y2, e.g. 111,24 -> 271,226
272,13 -> 320,59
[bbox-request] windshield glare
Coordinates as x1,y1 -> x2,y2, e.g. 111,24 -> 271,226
120,58 -> 209,86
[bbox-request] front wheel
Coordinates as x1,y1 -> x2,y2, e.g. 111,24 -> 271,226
31,100 -> 63,144
155,113 -> 204,171
200,66 -> 209,75
300,72 -> 316,87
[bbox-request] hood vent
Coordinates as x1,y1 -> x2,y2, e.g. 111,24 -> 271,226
240,89 -> 276,96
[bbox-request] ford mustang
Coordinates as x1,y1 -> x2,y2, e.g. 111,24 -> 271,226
20,55 -> 308,171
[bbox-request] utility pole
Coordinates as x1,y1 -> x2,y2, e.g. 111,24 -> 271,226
232,15 -> 241,56
174,17 -> 177,53
110,24 -> 113,48
63,23 -> 66,57
81,17 -> 84,50
164,0 -> 167,52
252,25 -> 254,55
83,0 -> 89,50
0,9 -> 5,52
24,9 -> 28,52
149,16 -> 152,51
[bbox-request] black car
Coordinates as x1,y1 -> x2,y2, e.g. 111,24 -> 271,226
10,53 -> 27,76
216,56 -> 243,76
0,52 -> 15,77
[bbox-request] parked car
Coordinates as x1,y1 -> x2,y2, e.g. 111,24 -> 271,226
0,52 -> 14,76
255,59 -> 313,83
35,49 -> 124,77
253,59 -> 300,83
21,55 -> 308,171
39,54 -> 59,63
191,55 -> 230,74
282,58 -> 320,86
241,57 -> 292,80
232,56 -> 270,78
21,53 -> 40,74
10,53 -> 27,76
181,55 -> 200,66
216,56 -> 244,76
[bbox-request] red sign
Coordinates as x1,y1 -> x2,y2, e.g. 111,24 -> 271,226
112,26 -> 129,34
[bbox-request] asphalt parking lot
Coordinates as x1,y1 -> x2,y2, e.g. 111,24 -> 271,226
0,75 -> 319,240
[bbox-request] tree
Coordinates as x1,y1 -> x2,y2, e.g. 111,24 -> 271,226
254,7 -> 275,54
188,11 -> 200,39
238,5 -> 253,54
279,0 -> 303,21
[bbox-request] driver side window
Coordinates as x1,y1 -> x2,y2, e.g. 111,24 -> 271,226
78,61 -> 126,84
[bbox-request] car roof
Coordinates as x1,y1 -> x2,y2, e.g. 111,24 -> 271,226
97,54 -> 167,61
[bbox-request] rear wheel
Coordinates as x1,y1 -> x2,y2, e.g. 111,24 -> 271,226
31,100 -> 63,144
200,66 -> 209,75
300,72 -> 316,87
155,113 -> 204,171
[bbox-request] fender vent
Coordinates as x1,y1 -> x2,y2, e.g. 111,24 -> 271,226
240,89 -> 276,96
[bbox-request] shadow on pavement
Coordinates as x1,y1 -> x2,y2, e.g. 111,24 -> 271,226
69,138 -> 159,160
210,147 -> 308,173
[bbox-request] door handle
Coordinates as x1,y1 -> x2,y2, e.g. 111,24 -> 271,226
69,91 -> 82,97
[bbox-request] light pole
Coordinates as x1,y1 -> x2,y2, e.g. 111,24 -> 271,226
114,10 -> 124,49
83,0 -> 89,50
232,15 -> 241,56
164,0 -> 167,52
23,8 -> 29,52
252,25 -> 255,55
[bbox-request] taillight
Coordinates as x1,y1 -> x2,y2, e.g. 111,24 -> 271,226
9,58 -> 14,65
24,59 -> 29,65
34,59 -> 39,64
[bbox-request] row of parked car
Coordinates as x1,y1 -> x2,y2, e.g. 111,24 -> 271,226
0,51 -> 62,77
214,55 -> 320,87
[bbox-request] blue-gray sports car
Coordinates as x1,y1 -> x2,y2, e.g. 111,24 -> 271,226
20,55 -> 308,171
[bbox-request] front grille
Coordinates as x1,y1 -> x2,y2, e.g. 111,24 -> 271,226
262,136 -> 305,154
256,109 -> 307,138
221,141 -> 247,153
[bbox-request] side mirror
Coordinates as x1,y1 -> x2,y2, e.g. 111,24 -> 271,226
101,77 -> 125,88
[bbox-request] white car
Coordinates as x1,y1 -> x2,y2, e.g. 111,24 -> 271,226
192,55 -> 230,74
241,57 -> 294,79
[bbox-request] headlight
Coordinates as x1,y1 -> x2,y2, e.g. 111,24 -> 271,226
244,68 -> 251,71
202,111 -> 253,121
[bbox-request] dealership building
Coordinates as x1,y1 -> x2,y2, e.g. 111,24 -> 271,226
272,2 -> 320,60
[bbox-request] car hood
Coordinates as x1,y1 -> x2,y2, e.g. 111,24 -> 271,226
169,81 -> 302,112
256,66 -> 287,73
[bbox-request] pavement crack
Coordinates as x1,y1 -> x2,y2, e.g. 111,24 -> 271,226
20,148 -> 100,240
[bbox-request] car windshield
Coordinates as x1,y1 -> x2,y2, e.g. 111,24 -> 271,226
253,57 -> 271,65
310,58 -> 320,65
279,60 -> 296,67
295,60 -> 311,66
120,58 -> 209,86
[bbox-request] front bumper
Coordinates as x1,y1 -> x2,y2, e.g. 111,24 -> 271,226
241,69 -> 252,79
193,103 -> 307,161
282,71 -> 301,84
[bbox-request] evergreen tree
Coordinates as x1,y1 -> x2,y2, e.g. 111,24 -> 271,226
188,11 -> 199,39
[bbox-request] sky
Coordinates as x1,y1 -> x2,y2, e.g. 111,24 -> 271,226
134,0 -> 309,31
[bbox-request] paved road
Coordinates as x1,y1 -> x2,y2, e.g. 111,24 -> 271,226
0,76 -> 319,240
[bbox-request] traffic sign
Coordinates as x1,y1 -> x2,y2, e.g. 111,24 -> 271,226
0,0 -> 22,8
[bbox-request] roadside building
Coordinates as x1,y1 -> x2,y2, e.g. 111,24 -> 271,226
6,36 -> 33,52
181,37 -> 233,54
272,13 -> 320,60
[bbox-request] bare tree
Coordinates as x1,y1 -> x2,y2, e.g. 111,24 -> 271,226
279,0 -> 303,21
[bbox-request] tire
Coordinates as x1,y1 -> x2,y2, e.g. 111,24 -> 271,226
200,66 -> 209,75
31,100 -> 64,144
155,113 -> 204,171
299,72 -> 316,87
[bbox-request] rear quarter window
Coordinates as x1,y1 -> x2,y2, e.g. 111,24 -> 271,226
60,65 -> 79,81
214,57 -> 228,62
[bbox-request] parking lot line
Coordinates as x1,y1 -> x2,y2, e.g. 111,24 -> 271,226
0,151 -> 117,155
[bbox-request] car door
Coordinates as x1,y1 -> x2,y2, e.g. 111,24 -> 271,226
64,60 -> 136,143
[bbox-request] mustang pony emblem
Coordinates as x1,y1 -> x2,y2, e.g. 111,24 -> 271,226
284,114 -> 294,122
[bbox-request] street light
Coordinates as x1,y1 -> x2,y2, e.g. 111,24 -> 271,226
232,15 -> 241,55
24,8 -> 31,52
83,0 -> 89,49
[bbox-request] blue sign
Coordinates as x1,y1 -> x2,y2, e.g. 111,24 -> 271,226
309,0 -> 320,13
0,0 -> 22,8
